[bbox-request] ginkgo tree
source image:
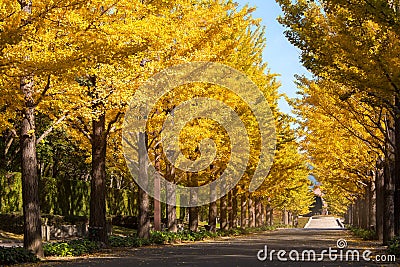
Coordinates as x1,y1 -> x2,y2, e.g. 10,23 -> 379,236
0,0 -> 145,255
0,0 -> 319,256
277,0 -> 400,243
256,112 -> 313,223
66,0 -> 279,240
2,0 -> 250,252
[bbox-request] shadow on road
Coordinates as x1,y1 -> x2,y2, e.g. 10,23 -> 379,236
38,227 -> 395,267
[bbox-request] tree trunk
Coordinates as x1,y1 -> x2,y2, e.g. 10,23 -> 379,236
138,132 -> 150,239
265,204 -> 272,226
356,201 -> 361,227
376,164 -> 384,241
394,97 -> 400,236
353,200 -> 358,227
20,76 -> 43,257
189,206 -> 198,232
269,208 -> 274,226
369,177 -> 376,232
89,113 -> 108,243
167,208 -> 176,232
232,188 -> 238,229
227,191 -> 233,229
240,194 -> 247,228
348,205 -> 353,225
360,197 -> 368,229
248,195 -> 255,227
282,208 -> 289,225
208,183 -> 217,232
180,207 -> 186,222
166,164 -> 177,232
208,201 -> 217,232
188,173 -> 198,232
19,0 -> 43,257
352,200 -> 358,227
261,202 -> 266,226
220,195 -> 228,230
255,198 -> 262,227
383,159 -> 395,244
154,150 -> 161,231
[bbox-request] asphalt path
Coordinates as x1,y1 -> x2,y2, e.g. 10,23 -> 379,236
39,217 -> 396,267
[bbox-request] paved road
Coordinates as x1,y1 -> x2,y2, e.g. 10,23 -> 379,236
39,217 -> 396,267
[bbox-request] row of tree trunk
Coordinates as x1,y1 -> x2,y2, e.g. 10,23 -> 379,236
345,156 -> 398,245
137,185 -> 298,238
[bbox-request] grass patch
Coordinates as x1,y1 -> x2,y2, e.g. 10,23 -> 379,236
296,217 -> 309,228
0,230 -> 23,241
112,225 -> 137,236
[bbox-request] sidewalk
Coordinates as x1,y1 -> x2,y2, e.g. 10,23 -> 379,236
304,216 -> 344,229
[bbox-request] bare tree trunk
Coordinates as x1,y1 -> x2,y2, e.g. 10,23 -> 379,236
394,97 -> 400,236
89,113 -> 108,243
383,116 -> 395,244
19,0 -> 43,257
248,195 -> 255,227
261,202 -> 266,226
255,198 -> 262,227
369,177 -> 376,232
20,75 -> 43,257
138,132 -> 150,239
220,195 -> 228,230
376,163 -> 384,241
188,173 -> 198,232
265,204 -> 272,226
227,191 -> 233,229
269,208 -> 274,226
232,188 -> 238,229
282,208 -> 289,225
138,187 -> 150,238
354,200 -> 360,228
166,164 -> 177,232
166,202 -> 177,232
360,197 -> 368,229
345,205 -> 350,225
384,159 -> 395,244
240,194 -> 247,228
154,150 -> 161,231
208,183 -> 217,232
189,206 -> 198,232
358,199 -> 363,228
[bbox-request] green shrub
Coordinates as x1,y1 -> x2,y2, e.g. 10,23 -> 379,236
43,239 -> 100,256
0,247 -> 39,265
388,236 -> 400,256
150,231 -> 168,244
106,225 -> 278,251
349,226 -> 376,240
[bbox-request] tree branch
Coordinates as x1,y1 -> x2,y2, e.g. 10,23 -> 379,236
34,74 -> 51,107
106,111 -> 123,137
36,113 -> 68,144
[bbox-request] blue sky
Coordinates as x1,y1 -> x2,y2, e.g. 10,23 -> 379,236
235,0 -> 310,114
